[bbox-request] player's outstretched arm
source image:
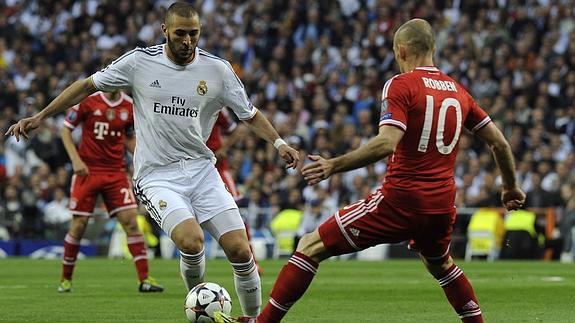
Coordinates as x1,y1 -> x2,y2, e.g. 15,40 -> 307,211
475,122 -> 526,211
242,110 -> 299,169
302,125 -> 404,185
5,77 -> 97,141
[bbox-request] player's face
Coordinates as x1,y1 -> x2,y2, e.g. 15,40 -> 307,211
164,14 -> 201,64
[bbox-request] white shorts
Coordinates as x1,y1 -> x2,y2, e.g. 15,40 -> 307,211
133,158 -> 239,236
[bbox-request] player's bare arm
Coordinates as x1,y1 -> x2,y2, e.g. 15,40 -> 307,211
5,77 -> 98,141
475,122 -> 526,211
60,126 -> 90,177
302,125 -> 404,185
242,110 -> 299,168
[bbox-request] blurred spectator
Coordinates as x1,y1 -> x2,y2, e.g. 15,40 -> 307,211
43,187 -> 72,240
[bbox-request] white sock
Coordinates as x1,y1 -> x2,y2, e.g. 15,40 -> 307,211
180,248 -> 205,291
231,257 -> 261,317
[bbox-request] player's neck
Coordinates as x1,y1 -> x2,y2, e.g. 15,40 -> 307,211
404,56 -> 435,73
105,92 -> 121,101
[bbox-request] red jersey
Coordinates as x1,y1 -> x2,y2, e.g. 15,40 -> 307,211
63,92 -> 134,172
379,66 -> 490,214
206,109 -> 237,169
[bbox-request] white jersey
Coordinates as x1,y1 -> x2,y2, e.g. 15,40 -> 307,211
91,44 -> 257,179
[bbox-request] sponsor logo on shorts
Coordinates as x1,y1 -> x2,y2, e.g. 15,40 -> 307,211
349,227 -> 360,237
158,200 -> 167,211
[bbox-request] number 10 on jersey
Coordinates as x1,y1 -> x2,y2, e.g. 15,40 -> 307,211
418,95 -> 462,155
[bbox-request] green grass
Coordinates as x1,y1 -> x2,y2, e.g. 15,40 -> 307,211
0,258 -> 574,322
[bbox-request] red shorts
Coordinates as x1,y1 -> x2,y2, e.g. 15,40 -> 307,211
69,172 -> 137,217
217,168 -> 240,201
318,188 -> 456,261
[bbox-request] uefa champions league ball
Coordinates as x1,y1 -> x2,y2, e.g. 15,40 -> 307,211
184,282 -> 232,322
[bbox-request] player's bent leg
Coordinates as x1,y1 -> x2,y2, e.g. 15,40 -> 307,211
59,215 -> 90,292
206,208 -> 261,318
421,255 -> 483,323
116,209 -> 163,292
169,211 -> 206,291
258,229 -> 327,323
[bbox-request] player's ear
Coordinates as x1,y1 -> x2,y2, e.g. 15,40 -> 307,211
161,23 -> 167,37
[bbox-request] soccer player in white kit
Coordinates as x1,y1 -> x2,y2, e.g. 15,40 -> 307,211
6,3 -> 299,318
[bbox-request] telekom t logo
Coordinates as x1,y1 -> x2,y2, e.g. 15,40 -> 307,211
94,121 -> 109,140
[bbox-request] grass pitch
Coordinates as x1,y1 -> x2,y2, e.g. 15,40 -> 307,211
0,258 -> 573,322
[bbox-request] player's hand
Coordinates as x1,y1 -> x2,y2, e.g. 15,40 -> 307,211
72,158 -> 90,177
301,155 -> 334,185
278,144 -> 299,169
4,116 -> 42,141
501,186 -> 526,211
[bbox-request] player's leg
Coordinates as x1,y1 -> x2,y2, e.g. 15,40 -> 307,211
59,215 -> 90,292
218,167 -> 262,275
59,174 -> 97,292
115,208 -> 163,292
170,215 -> 206,291
415,214 -> 483,323
204,209 -> 261,317
133,169 -> 205,292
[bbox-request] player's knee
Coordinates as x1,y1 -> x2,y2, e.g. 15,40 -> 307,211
226,244 -> 252,263
174,235 -> 205,255
424,255 -> 453,278
296,231 -> 329,262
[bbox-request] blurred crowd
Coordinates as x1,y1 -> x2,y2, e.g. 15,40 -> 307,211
1,0 -> 574,245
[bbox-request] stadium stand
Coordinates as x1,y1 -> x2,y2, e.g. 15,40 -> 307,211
0,0 -> 574,260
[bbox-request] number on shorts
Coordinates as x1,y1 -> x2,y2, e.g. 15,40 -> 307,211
120,188 -> 133,203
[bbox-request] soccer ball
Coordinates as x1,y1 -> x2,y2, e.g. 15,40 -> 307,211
184,282 -> 232,322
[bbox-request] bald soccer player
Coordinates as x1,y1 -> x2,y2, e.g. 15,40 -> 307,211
215,18 -> 525,323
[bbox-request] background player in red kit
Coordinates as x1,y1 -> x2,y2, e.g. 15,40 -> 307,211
206,108 -> 263,274
231,19 -> 526,323
58,90 -> 163,293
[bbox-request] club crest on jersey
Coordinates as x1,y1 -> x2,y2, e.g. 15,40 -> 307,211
106,109 -> 115,121
158,200 -> 167,211
197,80 -> 208,96
119,109 -> 129,121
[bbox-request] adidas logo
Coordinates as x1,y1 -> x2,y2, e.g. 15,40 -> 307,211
94,109 -> 102,116
150,80 -> 161,88
349,227 -> 360,237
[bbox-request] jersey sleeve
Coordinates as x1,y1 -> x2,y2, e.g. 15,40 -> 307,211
220,62 -> 257,120
379,75 -> 410,131
91,49 -> 137,91
63,103 -> 84,130
464,93 -> 491,133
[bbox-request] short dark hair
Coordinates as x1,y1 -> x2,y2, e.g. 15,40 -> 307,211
165,2 -> 199,24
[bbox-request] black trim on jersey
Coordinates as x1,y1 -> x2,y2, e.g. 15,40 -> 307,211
133,181 -> 161,225
198,49 -> 244,88
101,47 -> 163,72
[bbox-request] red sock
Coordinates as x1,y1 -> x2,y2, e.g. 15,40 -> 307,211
62,234 -> 81,281
127,234 -> 149,282
436,264 -> 483,323
258,252 -> 318,323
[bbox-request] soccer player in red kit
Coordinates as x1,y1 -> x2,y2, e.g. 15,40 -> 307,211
58,90 -> 163,293
215,19 -> 526,323
206,109 -> 263,274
